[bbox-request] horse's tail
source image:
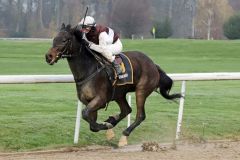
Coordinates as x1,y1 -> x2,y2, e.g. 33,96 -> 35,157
156,64 -> 182,100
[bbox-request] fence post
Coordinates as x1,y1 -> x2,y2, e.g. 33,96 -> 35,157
74,100 -> 82,144
175,81 -> 186,140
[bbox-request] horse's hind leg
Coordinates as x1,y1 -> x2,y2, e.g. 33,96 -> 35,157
119,90 -> 148,146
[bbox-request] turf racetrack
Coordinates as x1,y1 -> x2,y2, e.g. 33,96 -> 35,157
0,39 -> 239,151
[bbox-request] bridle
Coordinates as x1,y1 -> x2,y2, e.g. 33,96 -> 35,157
51,30 -> 112,88
55,35 -> 74,59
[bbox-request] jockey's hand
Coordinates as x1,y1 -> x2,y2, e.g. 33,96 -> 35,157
82,39 -> 92,47
82,33 -> 92,47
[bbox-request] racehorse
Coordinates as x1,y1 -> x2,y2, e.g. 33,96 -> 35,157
45,24 -> 181,147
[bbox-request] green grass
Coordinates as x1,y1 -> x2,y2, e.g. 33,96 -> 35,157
0,39 -> 240,151
124,39 -> 240,73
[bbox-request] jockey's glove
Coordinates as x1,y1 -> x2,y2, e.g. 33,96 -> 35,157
82,33 -> 92,47
82,39 -> 92,47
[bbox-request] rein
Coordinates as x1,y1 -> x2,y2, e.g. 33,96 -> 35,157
75,65 -> 105,86
59,38 -> 107,86
56,33 -> 112,90
74,46 -> 107,86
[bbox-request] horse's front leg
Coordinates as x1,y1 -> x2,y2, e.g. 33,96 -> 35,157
82,96 -> 111,132
104,96 -> 132,127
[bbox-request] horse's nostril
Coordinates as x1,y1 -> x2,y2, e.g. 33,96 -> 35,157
45,54 -> 53,63
45,54 -> 51,59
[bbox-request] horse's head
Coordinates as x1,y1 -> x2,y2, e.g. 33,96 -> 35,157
45,23 -> 76,65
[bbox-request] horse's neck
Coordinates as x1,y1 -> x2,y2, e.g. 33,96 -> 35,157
67,46 -> 98,81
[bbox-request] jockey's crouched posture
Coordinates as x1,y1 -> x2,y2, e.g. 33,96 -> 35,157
75,16 -> 123,76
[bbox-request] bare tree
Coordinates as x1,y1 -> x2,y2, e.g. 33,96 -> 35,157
195,0 -> 234,40
111,0 -> 152,38
0,0 -> 235,39
16,0 -> 23,33
26,0 -> 33,19
168,0 -> 173,19
36,0 -> 44,30
56,0 -> 63,29
229,0 -> 240,11
203,2 -> 214,40
1,0 -> 15,35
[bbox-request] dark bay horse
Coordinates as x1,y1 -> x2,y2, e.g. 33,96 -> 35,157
45,24 -> 181,146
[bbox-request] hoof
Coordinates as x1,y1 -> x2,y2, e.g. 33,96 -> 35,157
90,126 -> 100,132
118,135 -> 128,147
102,122 -> 113,129
106,129 -> 115,141
90,128 -> 99,132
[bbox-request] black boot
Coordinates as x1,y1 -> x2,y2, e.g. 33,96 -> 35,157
112,59 -> 122,76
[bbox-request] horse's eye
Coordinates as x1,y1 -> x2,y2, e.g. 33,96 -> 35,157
62,39 -> 68,43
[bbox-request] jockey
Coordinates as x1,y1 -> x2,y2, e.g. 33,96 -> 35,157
77,16 -> 123,76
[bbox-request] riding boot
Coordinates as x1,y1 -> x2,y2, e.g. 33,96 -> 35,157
112,59 -> 122,76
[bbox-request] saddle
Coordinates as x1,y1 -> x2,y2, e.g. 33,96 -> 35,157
85,47 -> 133,86
113,53 -> 133,86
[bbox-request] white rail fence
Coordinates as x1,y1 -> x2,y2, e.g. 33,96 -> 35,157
1,72 -> 240,143
0,38 -> 52,41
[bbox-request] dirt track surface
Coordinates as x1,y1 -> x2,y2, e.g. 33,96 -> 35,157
0,141 -> 239,160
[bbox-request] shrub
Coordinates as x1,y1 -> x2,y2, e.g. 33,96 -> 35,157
223,13 -> 240,40
154,18 -> 173,39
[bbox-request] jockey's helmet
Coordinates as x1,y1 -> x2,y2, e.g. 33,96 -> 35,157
78,16 -> 96,28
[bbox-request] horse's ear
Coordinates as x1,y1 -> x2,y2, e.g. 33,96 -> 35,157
66,24 -> 71,32
60,23 -> 65,30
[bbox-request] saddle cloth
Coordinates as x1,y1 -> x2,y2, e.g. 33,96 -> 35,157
113,53 -> 133,86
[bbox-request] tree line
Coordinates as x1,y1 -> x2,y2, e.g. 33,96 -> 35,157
0,0 -> 239,39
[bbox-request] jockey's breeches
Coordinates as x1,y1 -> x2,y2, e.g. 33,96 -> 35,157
90,39 -> 123,62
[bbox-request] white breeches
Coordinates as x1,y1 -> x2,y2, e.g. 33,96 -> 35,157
90,39 -> 123,62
